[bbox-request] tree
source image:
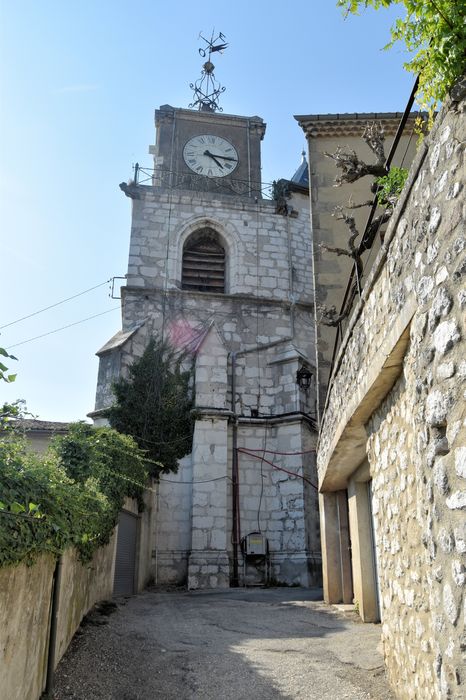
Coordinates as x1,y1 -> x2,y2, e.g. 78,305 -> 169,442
338,1 -> 466,124
319,123 -> 408,327
105,336 -> 195,477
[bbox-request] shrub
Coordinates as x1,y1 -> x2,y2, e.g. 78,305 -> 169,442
0,423 -> 147,567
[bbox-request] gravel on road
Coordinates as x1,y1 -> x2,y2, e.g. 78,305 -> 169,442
51,587 -> 395,700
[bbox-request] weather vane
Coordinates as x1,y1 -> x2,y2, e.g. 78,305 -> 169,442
189,30 -> 228,113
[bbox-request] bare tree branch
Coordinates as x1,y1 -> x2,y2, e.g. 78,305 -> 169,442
360,208 -> 393,251
320,243 -> 352,258
324,121 -> 388,186
317,285 -> 358,327
362,122 -> 386,167
345,199 -> 373,210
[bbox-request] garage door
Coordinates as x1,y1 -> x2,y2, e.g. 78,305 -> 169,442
113,510 -> 138,596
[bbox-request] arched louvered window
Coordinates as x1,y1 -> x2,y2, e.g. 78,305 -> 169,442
182,229 -> 225,293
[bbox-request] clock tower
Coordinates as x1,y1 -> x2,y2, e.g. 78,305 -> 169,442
151,104 -> 265,195
91,39 -> 321,590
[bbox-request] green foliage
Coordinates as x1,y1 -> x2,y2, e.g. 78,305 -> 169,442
0,423 -> 147,567
375,166 -> 409,204
105,336 -> 195,477
0,400 -> 28,432
338,1 -> 466,124
0,346 -> 17,383
0,437 -> 109,566
52,423 -> 147,512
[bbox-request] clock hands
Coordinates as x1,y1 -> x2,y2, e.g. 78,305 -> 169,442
204,150 -> 237,163
203,150 -> 224,169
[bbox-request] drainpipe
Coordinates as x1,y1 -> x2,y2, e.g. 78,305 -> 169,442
44,554 -> 63,698
231,352 -> 240,587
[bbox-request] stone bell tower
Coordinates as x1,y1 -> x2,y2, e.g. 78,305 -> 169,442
91,35 -> 321,589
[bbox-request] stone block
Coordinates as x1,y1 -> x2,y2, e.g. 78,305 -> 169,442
455,447 -> 466,479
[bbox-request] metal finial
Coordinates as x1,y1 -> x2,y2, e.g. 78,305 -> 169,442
189,31 -> 228,113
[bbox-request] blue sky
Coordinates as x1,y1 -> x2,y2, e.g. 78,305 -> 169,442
0,1 -> 412,421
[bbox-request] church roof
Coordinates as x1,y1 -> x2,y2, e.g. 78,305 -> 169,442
290,150 -> 309,187
96,322 -> 145,356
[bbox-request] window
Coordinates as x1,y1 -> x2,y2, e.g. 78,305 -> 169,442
182,228 -> 225,293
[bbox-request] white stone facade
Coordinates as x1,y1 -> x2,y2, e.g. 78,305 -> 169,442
93,135 -> 321,588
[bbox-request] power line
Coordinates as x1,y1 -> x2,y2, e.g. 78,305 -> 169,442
0,279 -> 113,330
6,307 -> 121,349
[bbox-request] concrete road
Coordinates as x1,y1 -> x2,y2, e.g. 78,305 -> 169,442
52,587 -> 394,700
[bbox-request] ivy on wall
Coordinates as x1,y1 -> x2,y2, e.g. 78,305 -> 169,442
0,422 -> 147,567
105,336 -> 195,477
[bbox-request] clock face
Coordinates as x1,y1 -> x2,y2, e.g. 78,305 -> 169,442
183,134 -> 238,178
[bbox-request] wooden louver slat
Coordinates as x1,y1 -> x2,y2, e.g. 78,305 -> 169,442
182,232 -> 225,293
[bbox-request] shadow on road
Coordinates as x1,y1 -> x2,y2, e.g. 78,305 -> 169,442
52,587 -> 392,700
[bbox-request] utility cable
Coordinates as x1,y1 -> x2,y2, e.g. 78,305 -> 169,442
0,279 -> 112,330
256,419 -> 268,533
90,444 -> 231,486
240,447 -> 316,456
238,447 -> 318,491
5,307 -> 121,349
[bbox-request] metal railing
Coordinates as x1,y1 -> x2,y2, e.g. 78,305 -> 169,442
131,163 -> 274,199
326,77 -> 420,385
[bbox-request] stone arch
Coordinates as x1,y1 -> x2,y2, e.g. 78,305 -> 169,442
172,217 -> 240,293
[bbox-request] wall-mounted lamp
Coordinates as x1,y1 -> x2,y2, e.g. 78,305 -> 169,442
296,366 -> 313,391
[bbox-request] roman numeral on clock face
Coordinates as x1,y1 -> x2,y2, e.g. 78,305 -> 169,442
183,134 -> 238,178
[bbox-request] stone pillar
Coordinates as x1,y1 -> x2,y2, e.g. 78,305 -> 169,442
319,491 -> 353,604
347,480 -> 379,622
187,324 -> 231,589
188,415 -> 230,589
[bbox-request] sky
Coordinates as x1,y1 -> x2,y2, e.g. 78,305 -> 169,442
0,0 -> 413,422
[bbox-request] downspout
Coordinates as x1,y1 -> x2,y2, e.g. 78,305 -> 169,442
44,554 -> 63,698
231,352 -> 240,587
286,213 -> 296,340
247,120 -> 251,195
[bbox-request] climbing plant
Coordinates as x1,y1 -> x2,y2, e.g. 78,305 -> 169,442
105,336 -> 195,477
375,166 -> 409,205
338,1 -> 466,125
0,423 -> 147,567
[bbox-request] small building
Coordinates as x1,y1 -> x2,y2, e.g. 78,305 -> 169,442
11,419 -> 70,454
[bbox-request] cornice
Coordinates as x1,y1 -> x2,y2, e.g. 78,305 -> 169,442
154,104 -> 266,136
294,112 -> 420,138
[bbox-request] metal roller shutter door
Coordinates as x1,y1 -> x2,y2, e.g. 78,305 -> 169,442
113,510 -> 138,596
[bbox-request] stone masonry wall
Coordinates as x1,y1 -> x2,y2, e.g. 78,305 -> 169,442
95,290 -> 314,418
236,419 -> 320,586
93,165 -> 319,589
126,189 -> 312,303
318,87 -> 465,699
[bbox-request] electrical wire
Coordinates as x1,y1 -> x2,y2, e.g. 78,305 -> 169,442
238,447 -> 318,491
256,420 -> 268,533
0,508 -> 45,523
240,447 -> 316,456
0,279 -> 112,330
5,307 -> 121,349
91,444 -> 231,486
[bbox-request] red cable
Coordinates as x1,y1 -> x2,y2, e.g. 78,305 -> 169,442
237,448 -> 318,491
239,447 -> 316,456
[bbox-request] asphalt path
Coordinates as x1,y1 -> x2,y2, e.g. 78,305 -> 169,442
52,587 -> 394,700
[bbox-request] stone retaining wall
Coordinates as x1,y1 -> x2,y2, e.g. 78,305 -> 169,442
318,85 -> 465,699
0,537 -> 116,700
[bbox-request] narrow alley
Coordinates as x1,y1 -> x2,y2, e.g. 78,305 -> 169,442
52,588 -> 394,700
